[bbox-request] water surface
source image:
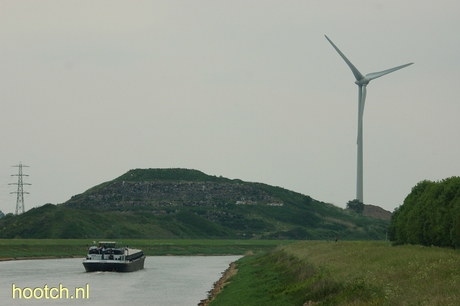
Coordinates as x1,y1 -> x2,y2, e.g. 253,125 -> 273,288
0,256 -> 241,305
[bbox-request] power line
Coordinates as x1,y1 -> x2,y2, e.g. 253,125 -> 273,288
9,162 -> 31,215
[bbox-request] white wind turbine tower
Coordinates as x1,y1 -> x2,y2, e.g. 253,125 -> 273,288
325,35 -> 413,203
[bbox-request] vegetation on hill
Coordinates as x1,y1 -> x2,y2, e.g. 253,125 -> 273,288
210,241 -> 460,306
0,168 -> 389,239
346,199 -> 364,214
389,176 -> 460,248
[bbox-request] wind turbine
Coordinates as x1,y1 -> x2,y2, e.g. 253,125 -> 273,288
325,35 -> 413,203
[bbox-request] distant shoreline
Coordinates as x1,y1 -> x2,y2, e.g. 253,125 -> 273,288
0,254 -> 242,262
0,238 -> 290,258
0,255 -> 83,262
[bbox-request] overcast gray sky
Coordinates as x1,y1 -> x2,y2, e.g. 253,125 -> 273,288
1,0 -> 459,214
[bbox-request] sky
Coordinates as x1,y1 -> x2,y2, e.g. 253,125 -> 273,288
1,0 -> 459,214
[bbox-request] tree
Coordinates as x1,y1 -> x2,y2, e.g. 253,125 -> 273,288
346,199 -> 364,214
389,177 -> 460,248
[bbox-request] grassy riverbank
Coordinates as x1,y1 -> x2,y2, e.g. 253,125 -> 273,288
0,239 -> 295,259
210,241 -> 460,306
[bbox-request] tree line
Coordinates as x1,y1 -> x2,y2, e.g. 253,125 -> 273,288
389,176 -> 460,248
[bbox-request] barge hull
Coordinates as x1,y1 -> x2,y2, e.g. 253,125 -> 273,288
83,256 -> 145,272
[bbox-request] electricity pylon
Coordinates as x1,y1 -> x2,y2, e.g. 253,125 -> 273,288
9,162 -> 31,215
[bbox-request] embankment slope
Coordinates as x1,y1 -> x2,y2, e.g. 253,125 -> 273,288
209,241 -> 460,305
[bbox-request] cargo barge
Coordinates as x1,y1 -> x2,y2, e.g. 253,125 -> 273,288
83,241 -> 145,272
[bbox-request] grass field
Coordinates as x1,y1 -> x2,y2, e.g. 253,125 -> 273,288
210,241 -> 460,306
0,239 -> 295,259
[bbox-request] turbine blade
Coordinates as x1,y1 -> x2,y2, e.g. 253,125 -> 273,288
357,85 -> 362,144
325,35 -> 365,81
362,85 -> 367,114
357,85 -> 366,144
366,63 -> 413,81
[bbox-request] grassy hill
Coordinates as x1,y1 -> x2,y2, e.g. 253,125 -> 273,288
0,168 -> 389,239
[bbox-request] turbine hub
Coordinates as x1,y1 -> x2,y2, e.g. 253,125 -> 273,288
355,77 -> 370,86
